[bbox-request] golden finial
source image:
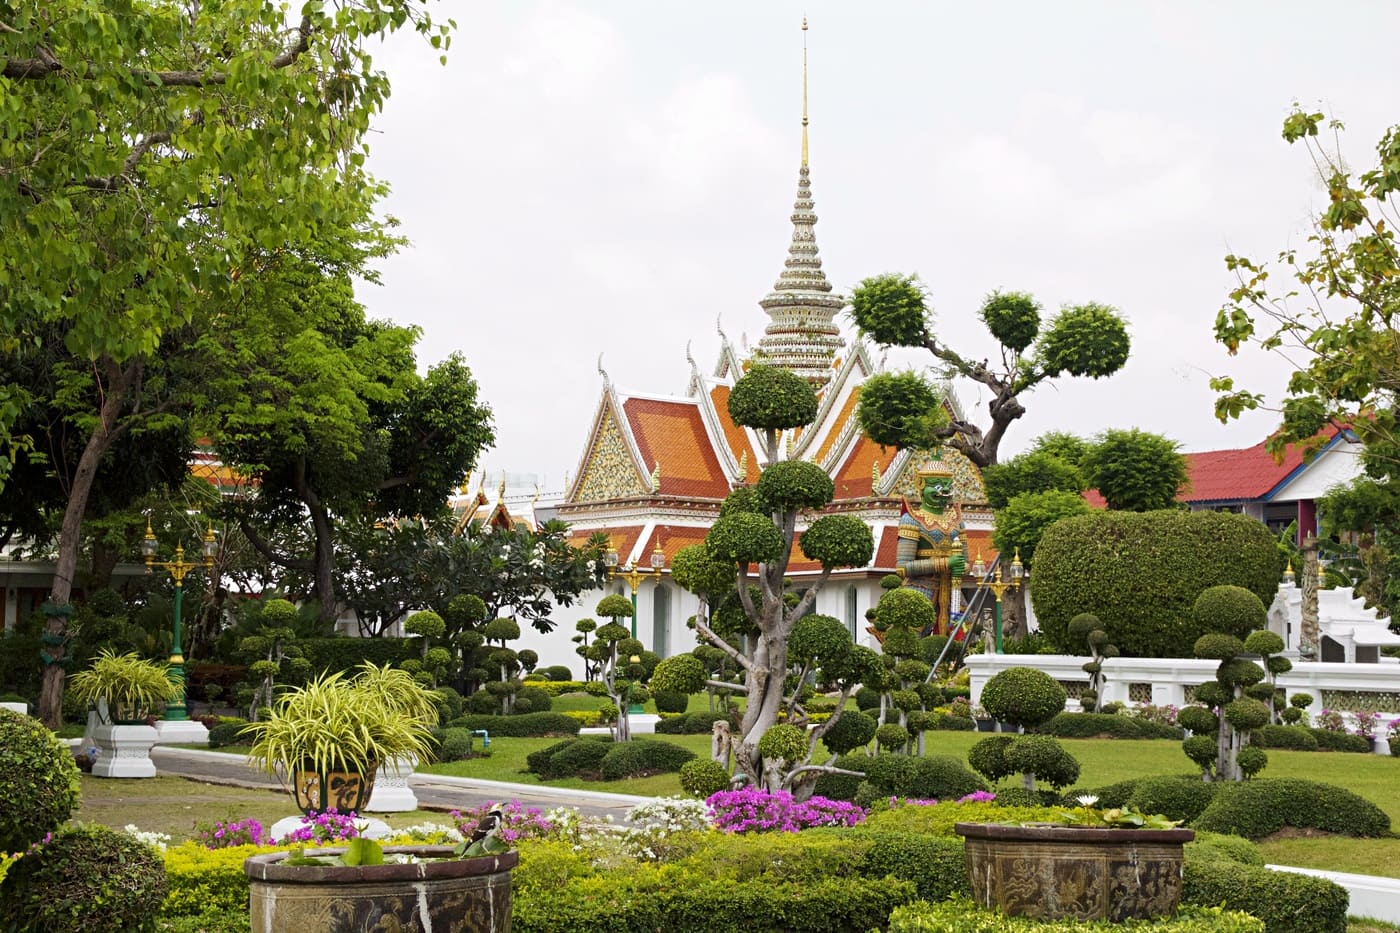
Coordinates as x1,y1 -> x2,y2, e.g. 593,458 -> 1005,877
871,459 -> 882,490
737,450 -> 748,479
497,471 -> 507,503
650,462 -> 661,492
801,17 -> 809,167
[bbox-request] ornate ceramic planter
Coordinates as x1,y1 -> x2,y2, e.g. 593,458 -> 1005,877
291,765 -> 377,814
244,845 -> 516,933
955,822 -> 1195,922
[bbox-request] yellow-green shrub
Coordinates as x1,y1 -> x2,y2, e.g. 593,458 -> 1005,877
162,842 -> 282,917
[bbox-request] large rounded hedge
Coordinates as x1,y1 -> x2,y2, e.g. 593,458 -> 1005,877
1192,586 -> 1268,641
0,708 -> 81,852
1031,510 -> 1282,657
727,365 -> 818,430
0,824 -> 168,932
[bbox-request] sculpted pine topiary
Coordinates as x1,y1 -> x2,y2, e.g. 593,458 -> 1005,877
969,667 -> 1078,792
1185,621 -> 1271,781
1067,613 -> 1114,713
0,709 -> 80,853
670,366 -> 877,796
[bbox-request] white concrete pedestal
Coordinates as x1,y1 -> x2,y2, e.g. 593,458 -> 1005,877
269,814 -> 392,842
1375,737 -> 1391,756
153,719 -> 210,746
365,755 -> 419,812
91,724 -> 158,778
0,701 -> 27,715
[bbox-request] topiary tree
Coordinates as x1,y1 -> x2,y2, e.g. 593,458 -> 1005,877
0,709 -> 81,853
1192,586 -> 1269,641
572,617 -> 598,681
678,366 -> 876,796
591,595 -> 639,742
1067,613 -> 1115,713
848,278 -> 1130,468
979,666 -> 1067,730
1032,510 -> 1284,657
1184,631 -> 1271,782
1080,428 -> 1190,512
1244,629 -> 1289,723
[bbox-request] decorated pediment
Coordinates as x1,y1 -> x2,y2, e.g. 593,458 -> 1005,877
572,406 -> 650,502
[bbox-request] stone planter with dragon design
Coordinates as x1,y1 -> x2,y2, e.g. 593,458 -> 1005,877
955,822 -> 1195,921
244,845 -> 516,932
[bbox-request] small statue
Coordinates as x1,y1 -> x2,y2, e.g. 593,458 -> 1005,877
896,456 -> 968,635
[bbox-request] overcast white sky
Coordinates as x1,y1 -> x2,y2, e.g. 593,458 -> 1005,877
354,2 -> 1398,490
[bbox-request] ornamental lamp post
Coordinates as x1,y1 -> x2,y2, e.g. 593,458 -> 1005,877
973,547 -> 1024,655
604,539 -> 667,641
142,518 -> 217,724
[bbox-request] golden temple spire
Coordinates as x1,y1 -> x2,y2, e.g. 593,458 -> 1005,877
801,18 -> 809,167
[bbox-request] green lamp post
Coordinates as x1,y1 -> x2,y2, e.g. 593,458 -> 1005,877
142,518 -> 217,721
971,548 -> 1024,655
604,540 -> 667,641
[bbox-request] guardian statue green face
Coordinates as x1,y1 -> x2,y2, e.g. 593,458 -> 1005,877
920,474 -> 953,513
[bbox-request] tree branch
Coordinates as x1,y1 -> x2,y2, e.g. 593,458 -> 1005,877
237,518 -> 314,571
692,615 -> 754,674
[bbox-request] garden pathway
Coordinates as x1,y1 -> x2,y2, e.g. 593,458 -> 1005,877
149,747 -> 655,821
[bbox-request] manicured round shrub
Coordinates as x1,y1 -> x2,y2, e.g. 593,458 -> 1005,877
1128,776 -> 1221,823
727,364 -> 818,430
758,724 -> 807,764
437,728 -> 478,761
876,722 -> 911,752
755,459 -> 834,512
1236,746 -> 1268,778
1193,585 -> 1268,641
0,824 -> 169,932
541,665 -> 574,682
966,735 -> 1017,783
1033,510 -> 1281,657
1038,712 -> 1145,739
1182,735 -> 1218,772
0,708 -> 81,852
813,752 -> 870,802
525,739 -> 582,776
1242,630 -> 1284,656
1062,778 -> 1142,809
1288,693 -> 1315,709
855,687 -> 881,711
1217,659 -> 1266,688
679,759 -> 732,798
1193,681 -> 1232,709
1193,633 -> 1244,660
206,719 -> 251,749
653,690 -> 689,714
1252,725 -> 1318,751
1185,830 -> 1264,867
548,738 -> 612,778
599,738 -> 696,780
1067,612 -> 1104,645
1223,698 -> 1271,731
873,588 -> 937,635
1192,778 -> 1391,839
705,511 -> 785,565
979,667 -> 1066,729
1003,735 -> 1080,789
654,710 -> 737,735
902,755 -> 988,800
650,653 -> 706,697
516,686 -> 552,713
821,709 -> 877,755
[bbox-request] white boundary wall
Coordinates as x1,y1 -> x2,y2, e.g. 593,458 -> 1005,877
964,654 -> 1400,719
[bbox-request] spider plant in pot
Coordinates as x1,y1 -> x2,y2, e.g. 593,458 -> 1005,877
68,649 -> 181,724
243,663 -> 438,814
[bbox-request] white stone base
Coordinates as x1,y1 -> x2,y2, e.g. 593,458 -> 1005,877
0,701 -> 27,715
269,814 -> 392,842
153,719 -> 210,746
364,756 -> 419,812
91,724 -> 158,778
1375,737 -> 1391,756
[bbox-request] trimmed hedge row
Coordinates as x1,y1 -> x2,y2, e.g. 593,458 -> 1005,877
1036,713 -> 1183,740
1126,776 -> 1221,823
296,637 -> 416,673
1182,860 -> 1348,933
445,713 -> 581,737
1252,725 -> 1318,751
599,738 -> 695,780
1306,728 -> 1373,753
1191,777 -> 1391,839
654,711 -> 737,734
887,900 -> 1263,933
811,753 -> 988,804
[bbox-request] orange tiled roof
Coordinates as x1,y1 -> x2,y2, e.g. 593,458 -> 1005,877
832,434 -> 898,501
636,525 -> 712,565
623,398 -> 733,499
873,525 -> 900,569
813,386 -> 862,465
1181,426 -> 1343,502
707,385 -> 760,484
569,525 -> 647,562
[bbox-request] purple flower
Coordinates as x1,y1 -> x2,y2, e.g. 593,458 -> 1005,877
452,801 -> 555,844
196,817 -> 267,849
957,790 -> 998,804
705,789 -> 866,833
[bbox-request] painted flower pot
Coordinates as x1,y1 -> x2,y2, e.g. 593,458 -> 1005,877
955,822 -> 1195,922
291,765 -> 377,814
244,846 -> 517,933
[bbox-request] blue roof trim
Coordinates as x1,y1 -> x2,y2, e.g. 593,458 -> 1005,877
1260,431 -> 1351,502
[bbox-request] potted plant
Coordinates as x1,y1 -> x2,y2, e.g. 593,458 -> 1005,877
243,663 -> 439,814
68,648 -> 181,724
67,649 -> 181,778
243,805 -> 517,932
955,798 -> 1195,922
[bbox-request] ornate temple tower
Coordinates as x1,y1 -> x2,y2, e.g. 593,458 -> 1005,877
754,19 -> 845,390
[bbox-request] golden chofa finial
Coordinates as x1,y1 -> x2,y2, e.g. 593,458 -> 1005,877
800,18 -> 809,166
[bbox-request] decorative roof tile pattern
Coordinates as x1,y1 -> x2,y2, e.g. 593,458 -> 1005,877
1181,427 -> 1342,503
637,525 -> 713,565
833,435 -> 897,500
574,406 -> 650,502
623,398 -> 733,499
813,386 -> 861,466
708,385 -> 760,483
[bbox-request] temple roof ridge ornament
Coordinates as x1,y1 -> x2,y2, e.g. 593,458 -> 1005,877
755,17 -> 846,390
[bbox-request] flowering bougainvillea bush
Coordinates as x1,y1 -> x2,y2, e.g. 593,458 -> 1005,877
194,817 -> 269,849
451,800 -> 557,845
706,788 -> 866,833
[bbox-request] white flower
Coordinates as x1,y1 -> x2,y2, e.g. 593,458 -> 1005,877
1075,795 -> 1099,807
122,824 -> 170,852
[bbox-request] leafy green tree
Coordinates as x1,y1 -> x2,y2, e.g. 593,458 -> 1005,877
991,490 -> 1090,571
0,0 -> 453,727
1213,109 -> 1400,479
982,450 -> 1085,510
848,279 -> 1129,467
1081,429 -> 1189,512
680,366 -> 876,795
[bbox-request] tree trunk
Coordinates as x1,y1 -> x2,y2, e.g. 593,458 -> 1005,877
39,362 -> 136,728
291,457 -> 339,624
88,539 -> 120,591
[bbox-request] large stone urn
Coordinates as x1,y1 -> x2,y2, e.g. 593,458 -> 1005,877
955,822 -> 1194,922
244,846 -> 516,933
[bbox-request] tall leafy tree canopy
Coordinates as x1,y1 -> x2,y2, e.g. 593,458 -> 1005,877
0,0 -> 455,726
849,278 -> 1130,467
